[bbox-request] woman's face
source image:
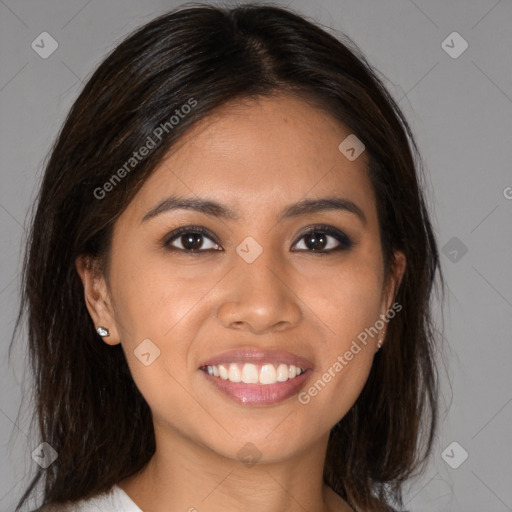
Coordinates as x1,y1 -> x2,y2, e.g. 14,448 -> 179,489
80,93 -> 405,464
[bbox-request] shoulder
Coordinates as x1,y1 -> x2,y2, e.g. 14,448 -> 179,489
31,505 -> 70,512
30,485 -> 141,512
31,500 -> 98,512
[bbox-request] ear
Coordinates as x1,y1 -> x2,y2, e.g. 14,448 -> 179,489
382,249 -> 406,311
378,250 -> 406,343
75,254 -> 120,346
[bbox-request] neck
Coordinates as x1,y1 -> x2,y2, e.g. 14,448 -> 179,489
118,423 -> 352,512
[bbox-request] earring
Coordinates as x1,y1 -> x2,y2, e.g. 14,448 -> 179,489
377,338 -> 383,349
96,326 -> 110,337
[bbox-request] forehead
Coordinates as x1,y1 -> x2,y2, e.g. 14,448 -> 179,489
124,93 -> 377,224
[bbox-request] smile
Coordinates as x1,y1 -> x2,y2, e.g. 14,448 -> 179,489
200,362 -> 307,384
198,348 -> 314,406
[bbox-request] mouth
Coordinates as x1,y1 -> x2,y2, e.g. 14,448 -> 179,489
199,348 -> 314,406
200,362 -> 308,383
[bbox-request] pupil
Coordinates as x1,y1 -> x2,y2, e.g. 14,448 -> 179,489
305,232 -> 327,251
182,233 -> 203,250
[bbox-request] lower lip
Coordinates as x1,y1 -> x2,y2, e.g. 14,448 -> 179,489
200,369 -> 312,406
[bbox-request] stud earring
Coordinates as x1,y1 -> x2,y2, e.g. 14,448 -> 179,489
96,326 -> 110,337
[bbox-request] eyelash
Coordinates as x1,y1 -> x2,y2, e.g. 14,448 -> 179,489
162,224 -> 354,255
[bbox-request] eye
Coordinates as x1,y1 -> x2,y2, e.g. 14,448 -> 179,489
292,224 -> 353,253
163,226 -> 221,253
163,224 -> 354,255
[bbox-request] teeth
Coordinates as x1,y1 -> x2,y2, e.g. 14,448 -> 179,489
218,364 -> 229,380
228,363 -> 242,382
276,363 -> 289,382
204,363 -> 306,384
241,363 -> 259,383
259,364 -> 276,384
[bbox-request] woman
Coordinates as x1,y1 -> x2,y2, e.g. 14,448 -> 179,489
13,3 -> 444,511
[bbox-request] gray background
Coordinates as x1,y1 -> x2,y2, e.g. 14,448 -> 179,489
1,0 -> 511,511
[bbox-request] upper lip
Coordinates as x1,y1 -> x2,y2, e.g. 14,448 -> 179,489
200,347 -> 314,370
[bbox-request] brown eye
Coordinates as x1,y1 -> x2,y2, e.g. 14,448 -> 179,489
292,225 -> 353,253
164,226 -> 221,252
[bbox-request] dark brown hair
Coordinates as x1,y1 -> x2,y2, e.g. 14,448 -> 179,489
11,3 -> 445,511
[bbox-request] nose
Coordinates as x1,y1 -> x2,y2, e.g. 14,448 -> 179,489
217,249 -> 302,335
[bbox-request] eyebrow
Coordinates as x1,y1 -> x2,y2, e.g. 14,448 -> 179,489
141,195 -> 367,225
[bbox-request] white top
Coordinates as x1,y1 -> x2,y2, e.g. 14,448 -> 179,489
38,485 -> 142,512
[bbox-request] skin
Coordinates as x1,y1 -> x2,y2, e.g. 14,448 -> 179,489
76,93 -> 406,512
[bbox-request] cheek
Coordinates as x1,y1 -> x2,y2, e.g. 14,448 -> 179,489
109,262 -> 210,426
301,350 -> 375,429
300,277 -> 381,423
303,254 -> 384,343
106,254 -> 197,398
110,251 -> 208,340
295,256 -> 383,415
